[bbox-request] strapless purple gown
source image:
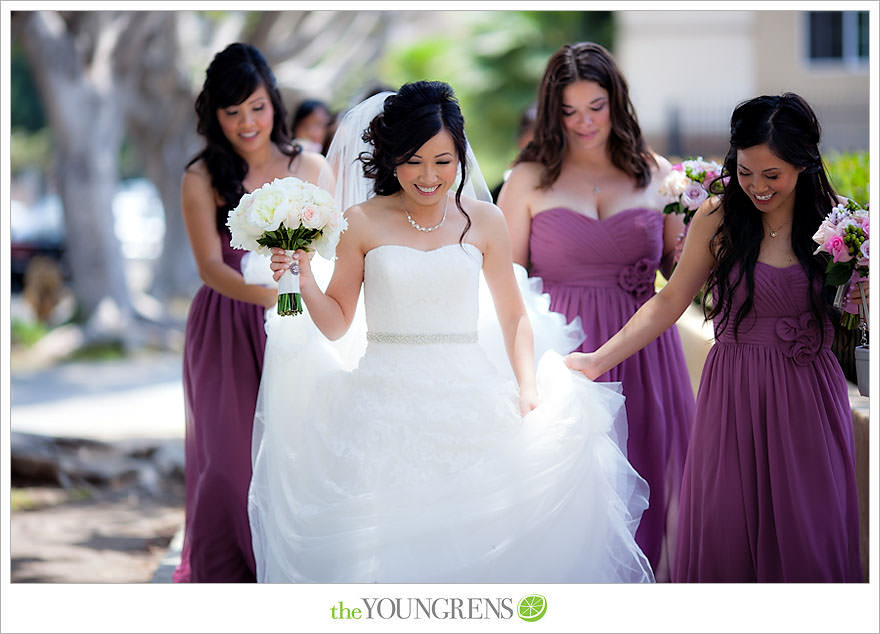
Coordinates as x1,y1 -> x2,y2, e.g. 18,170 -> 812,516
529,207 -> 694,580
674,262 -> 861,582
173,231 -> 267,583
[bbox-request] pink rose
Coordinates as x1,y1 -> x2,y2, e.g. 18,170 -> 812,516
826,235 -> 852,262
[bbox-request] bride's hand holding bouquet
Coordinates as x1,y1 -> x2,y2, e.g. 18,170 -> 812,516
227,177 -> 346,316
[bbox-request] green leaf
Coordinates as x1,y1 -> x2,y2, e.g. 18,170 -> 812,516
662,202 -> 682,216
825,262 -> 855,287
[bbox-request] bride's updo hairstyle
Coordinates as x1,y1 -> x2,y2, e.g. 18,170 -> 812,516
360,80 -> 472,240
188,42 -> 299,231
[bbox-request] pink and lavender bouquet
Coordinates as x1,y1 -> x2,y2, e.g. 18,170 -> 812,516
812,198 -> 869,330
658,157 -> 725,225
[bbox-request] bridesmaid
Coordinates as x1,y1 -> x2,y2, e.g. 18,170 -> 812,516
175,43 -> 327,582
566,93 -> 862,582
497,41 -> 694,581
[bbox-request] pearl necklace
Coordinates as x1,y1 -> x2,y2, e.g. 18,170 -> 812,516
402,195 -> 448,232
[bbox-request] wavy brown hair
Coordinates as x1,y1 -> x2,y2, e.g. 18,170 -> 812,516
515,42 -> 655,189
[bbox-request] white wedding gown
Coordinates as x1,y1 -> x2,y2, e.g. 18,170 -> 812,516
247,242 -> 654,583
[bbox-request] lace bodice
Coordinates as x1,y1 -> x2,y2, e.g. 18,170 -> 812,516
363,243 -> 483,335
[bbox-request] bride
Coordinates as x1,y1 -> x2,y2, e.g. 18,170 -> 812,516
247,80 -> 653,583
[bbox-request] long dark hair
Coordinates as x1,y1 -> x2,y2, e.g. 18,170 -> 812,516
359,80 -> 472,242
187,42 -> 300,232
705,93 -> 838,342
515,42 -> 655,189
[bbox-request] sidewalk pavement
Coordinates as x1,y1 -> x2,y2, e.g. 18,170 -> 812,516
10,351 -> 186,442
9,350 -> 187,582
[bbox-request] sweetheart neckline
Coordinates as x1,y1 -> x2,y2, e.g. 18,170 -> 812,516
533,206 -> 659,223
365,242 -> 482,258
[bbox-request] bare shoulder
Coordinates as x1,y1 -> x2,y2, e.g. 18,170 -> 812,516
295,150 -> 328,172
181,159 -> 216,206
651,152 -> 674,176
463,195 -> 505,226
288,149 -> 328,183
343,195 -> 389,236
691,196 -> 724,228
644,152 -> 675,188
182,159 -> 210,186
505,161 -> 543,189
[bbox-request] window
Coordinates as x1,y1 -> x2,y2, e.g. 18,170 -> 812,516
807,11 -> 869,65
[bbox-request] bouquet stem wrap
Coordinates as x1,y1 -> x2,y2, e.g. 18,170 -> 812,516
277,250 -> 303,316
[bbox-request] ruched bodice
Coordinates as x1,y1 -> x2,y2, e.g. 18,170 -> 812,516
363,243 -> 482,335
530,207 -> 663,300
713,262 -> 834,363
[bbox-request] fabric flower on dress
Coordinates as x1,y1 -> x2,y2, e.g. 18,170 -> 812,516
618,258 -> 656,302
775,312 -> 821,366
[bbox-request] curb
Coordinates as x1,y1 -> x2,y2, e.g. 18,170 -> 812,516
151,525 -> 184,583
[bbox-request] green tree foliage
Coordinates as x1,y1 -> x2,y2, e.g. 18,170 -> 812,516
380,11 -> 614,188
11,42 -> 46,132
824,151 -> 869,207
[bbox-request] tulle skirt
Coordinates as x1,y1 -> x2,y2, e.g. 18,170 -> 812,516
246,260 -> 654,583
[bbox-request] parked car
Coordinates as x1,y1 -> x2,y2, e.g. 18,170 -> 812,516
10,179 -> 166,293
9,196 -> 66,294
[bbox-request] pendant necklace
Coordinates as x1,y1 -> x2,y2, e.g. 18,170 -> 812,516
402,194 -> 448,233
766,219 -> 790,238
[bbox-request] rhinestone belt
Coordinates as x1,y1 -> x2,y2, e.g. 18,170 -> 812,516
366,331 -> 478,345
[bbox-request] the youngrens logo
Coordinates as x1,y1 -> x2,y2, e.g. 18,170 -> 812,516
517,595 -> 547,622
330,594 -> 547,622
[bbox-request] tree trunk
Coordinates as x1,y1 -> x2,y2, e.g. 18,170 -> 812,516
17,11 -> 137,345
116,12 -> 201,301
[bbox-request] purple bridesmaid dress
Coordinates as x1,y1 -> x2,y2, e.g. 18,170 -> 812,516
673,262 -> 861,582
173,230 -> 267,582
529,206 -> 695,581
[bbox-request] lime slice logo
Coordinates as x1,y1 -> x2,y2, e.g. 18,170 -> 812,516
517,594 -> 547,622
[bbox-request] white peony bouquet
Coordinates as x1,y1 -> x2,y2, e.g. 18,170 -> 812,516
227,177 -> 346,316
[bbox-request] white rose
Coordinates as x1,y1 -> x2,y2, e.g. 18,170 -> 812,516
280,177 -> 306,200
227,193 -> 264,251
313,214 -> 348,259
246,181 -> 288,231
658,170 -> 690,200
811,219 -> 836,250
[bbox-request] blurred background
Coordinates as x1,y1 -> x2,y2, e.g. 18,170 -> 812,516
3,7 -> 873,585
8,8 -> 871,360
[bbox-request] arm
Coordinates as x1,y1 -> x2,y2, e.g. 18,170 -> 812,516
270,205 -> 366,340
659,211 -> 687,280
496,163 -> 537,268
566,198 -> 721,379
180,166 -> 276,308
651,153 -> 685,280
480,204 -> 538,414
